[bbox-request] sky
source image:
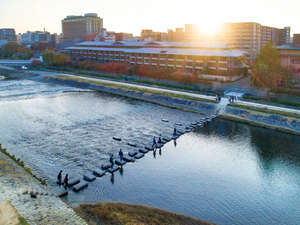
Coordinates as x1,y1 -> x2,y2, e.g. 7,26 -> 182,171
0,0 -> 299,36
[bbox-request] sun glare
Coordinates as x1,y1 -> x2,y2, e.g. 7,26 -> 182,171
197,22 -> 221,36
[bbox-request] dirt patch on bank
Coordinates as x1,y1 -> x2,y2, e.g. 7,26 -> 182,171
75,202 -> 216,225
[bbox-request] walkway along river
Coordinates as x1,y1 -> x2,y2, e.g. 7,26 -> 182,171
0,74 -> 299,225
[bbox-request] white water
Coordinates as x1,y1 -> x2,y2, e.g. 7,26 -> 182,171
215,97 -> 229,115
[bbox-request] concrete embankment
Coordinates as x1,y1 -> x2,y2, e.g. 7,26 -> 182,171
0,145 -> 87,225
43,74 -> 300,136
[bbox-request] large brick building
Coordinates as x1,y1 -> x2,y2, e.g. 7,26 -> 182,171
64,41 -> 247,81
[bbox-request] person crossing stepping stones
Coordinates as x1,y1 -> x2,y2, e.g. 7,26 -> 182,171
119,149 -> 124,162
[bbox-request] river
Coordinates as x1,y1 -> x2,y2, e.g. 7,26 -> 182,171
0,76 -> 299,225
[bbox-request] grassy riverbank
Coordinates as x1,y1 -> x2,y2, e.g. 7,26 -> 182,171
75,202 -> 215,225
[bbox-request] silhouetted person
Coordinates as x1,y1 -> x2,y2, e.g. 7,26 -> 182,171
159,149 -> 162,156
173,128 -> 177,136
57,170 -> 62,185
110,154 -> 114,168
119,149 -> 124,162
174,139 -> 177,147
63,174 -> 69,189
158,135 -> 162,144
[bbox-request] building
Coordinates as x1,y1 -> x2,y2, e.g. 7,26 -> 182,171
63,41 -> 247,81
21,31 -> 51,44
141,30 -> 168,41
278,46 -> 300,75
62,13 -> 103,42
115,33 -> 134,41
293,34 -> 300,47
0,28 -> 16,42
184,24 -> 201,42
219,22 -> 291,61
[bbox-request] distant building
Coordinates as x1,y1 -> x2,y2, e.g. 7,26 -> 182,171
184,24 -> 201,42
219,22 -> 291,60
0,28 -> 16,42
141,29 -> 168,41
62,13 -> 103,42
21,31 -> 51,44
293,34 -> 300,47
115,33 -> 133,41
278,46 -> 300,75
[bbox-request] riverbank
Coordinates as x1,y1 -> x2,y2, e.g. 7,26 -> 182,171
75,202 -> 216,225
0,145 -> 87,225
34,70 -> 300,135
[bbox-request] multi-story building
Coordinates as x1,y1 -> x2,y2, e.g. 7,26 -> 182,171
184,24 -> 201,42
278,46 -> 300,74
293,34 -> 300,47
141,30 -> 168,41
0,28 -> 16,42
62,13 -> 103,42
63,41 -> 247,80
219,22 -> 291,61
21,31 -> 51,44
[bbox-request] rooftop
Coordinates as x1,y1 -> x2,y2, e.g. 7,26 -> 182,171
66,45 -> 246,57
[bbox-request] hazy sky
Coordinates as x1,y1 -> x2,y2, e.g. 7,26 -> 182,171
0,0 -> 299,36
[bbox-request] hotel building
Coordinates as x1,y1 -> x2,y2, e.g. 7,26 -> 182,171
62,13 -> 103,42
63,41 -> 247,81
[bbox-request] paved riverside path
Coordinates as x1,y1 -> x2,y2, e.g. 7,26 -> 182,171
0,151 -> 87,225
30,70 -> 300,116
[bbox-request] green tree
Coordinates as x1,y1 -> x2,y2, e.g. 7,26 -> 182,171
42,50 -> 56,65
1,42 -> 20,58
252,41 -> 286,89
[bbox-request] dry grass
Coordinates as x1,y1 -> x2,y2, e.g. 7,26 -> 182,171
75,202 -> 216,225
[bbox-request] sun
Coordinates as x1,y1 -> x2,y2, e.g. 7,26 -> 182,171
197,22 -> 221,36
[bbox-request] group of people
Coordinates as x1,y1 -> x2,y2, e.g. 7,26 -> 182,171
228,96 -> 236,103
109,149 -> 124,168
57,170 -> 69,189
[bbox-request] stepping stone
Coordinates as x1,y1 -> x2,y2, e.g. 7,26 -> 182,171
161,119 -> 169,122
112,137 -> 122,141
83,173 -> 96,182
175,123 -> 183,126
156,143 -> 164,149
135,152 -> 144,159
127,143 -> 137,147
128,150 -> 138,157
68,178 -> 80,187
145,145 -> 155,151
115,159 -> 126,166
162,137 -> 171,142
101,163 -> 112,170
139,149 -> 148,154
172,134 -> 180,140
123,155 -> 135,162
107,165 -> 120,173
57,190 -> 68,198
73,182 -> 88,192
93,168 -> 106,177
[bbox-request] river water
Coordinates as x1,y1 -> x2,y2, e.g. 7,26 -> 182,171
0,76 -> 299,225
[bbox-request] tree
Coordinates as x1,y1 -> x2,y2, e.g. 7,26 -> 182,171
1,42 -> 20,58
251,41 -> 286,89
42,50 -> 56,65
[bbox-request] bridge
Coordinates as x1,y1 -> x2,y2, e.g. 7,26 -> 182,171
0,59 -> 34,66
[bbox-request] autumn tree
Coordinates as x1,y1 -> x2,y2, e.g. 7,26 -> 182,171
251,41 -> 288,89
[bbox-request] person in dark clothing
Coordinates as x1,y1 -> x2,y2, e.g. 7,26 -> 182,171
110,154 -> 114,168
119,149 -> 124,162
57,170 -> 63,185
158,135 -> 162,144
173,128 -> 177,136
63,174 -> 69,189
152,136 -> 156,147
